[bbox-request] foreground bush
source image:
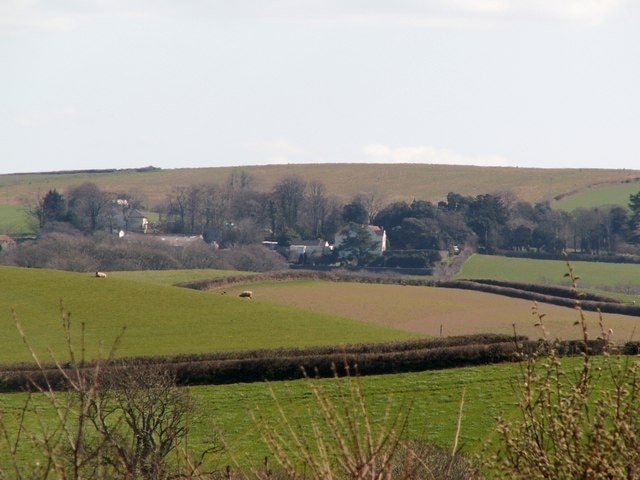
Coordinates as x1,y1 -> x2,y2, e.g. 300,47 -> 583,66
485,261 -> 640,479
251,365 -> 479,480
0,311 -> 208,480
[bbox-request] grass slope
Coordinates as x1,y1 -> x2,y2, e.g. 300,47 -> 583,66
0,357 -> 590,469
189,361 -> 522,466
552,179 -> 640,211
108,268 -> 252,286
0,266 -> 417,364
457,254 -> 640,297
0,204 -> 32,235
0,360 -> 522,468
2,164 -> 640,208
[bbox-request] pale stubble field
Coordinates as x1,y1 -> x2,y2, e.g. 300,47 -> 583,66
237,280 -> 640,342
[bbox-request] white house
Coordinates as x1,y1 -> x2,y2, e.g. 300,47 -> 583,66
111,205 -> 149,234
334,224 -> 387,259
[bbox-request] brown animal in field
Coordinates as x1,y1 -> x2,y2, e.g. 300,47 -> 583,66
95,271 -> 107,278
239,290 -> 252,299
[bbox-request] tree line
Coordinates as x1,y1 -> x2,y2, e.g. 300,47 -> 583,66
19,172 -> 640,268
160,176 -> 640,258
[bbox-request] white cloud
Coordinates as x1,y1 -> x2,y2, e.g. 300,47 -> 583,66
0,0 -> 170,35
214,0 -> 625,28
0,0 -> 624,35
0,1 -> 79,34
252,139 -> 307,164
503,0 -> 623,26
362,144 -> 511,167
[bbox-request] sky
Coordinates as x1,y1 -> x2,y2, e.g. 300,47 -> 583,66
1,0 -> 639,175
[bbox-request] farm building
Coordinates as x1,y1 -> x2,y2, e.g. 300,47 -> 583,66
110,201 -> 150,234
0,235 -> 16,251
288,240 -> 333,263
126,209 -> 150,233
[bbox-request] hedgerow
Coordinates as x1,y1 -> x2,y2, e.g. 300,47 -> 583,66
0,334 -> 522,392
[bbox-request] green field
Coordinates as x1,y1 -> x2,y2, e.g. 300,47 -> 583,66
188,361 -> 522,465
0,204 -> 33,235
553,180 -> 640,211
0,360 -> 527,469
1,263 -> 638,474
456,254 -> 640,298
109,268 -> 251,286
0,355 -> 606,470
0,266 -> 418,363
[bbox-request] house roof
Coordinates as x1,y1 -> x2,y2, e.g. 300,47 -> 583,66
367,225 -> 385,237
337,224 -> 385,237
128,209 -> 147,219
0,235 -> 17,247
290,239 -> 329,247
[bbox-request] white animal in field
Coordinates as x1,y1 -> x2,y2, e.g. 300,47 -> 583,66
239,290 -> 252,299
95,271 -> 108,278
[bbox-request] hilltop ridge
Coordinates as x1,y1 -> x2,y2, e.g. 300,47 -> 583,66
1,163 -> 639,207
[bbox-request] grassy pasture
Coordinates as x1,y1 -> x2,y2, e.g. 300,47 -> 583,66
0,361 -> 524,468
2,164 -> 640,208
553,179 -> 640,211
0,204 -> 33,235
0,266 -> 417,364
108,268 -> 251,286
0,356 -> 601,470
146,361 -> 523,466
216,280 -> 640,342
457,254 -> 640,298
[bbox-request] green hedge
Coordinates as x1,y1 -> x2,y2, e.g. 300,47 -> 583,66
0,335 -> 625,393
0,334 -> 521,392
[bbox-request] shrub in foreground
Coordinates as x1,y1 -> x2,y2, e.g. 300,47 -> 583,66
251,365 -> 480,480
485,261 -> 640,479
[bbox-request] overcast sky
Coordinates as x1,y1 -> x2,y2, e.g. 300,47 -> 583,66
1,0 -> 639,175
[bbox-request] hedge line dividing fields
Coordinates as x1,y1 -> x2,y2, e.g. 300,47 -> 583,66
0,334 -> 519,392
4,269 -> 633,392
0,333 -> 619,393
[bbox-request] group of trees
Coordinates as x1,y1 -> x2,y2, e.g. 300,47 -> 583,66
337,191 -> 640,260
29,183 -> 143,235
161,175 -> 640,258
161,175 -> 345,247
15,173 -> 640,274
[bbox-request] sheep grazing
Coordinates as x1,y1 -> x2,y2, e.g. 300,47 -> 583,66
95,271 -> 108,278
239,290 -> 252,299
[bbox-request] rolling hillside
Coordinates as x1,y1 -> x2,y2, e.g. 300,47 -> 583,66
456,254 -> 640,296
552,180 -> 640,211
0,266 -> 417,363
2,164 -> 639,208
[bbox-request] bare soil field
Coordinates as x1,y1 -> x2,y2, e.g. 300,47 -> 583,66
234,280 -> 640,342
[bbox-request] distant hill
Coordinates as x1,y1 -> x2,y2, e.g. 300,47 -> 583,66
1,163 -> 639,208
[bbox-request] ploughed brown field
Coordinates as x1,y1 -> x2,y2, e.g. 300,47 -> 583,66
234,280 -> 640,342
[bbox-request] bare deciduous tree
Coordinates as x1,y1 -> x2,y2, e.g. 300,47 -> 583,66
67,182 -> 111,233
92,365 -> 194,480
273,176 -> 306,236
354,188 -> 386,224
305,180 -> 329,238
